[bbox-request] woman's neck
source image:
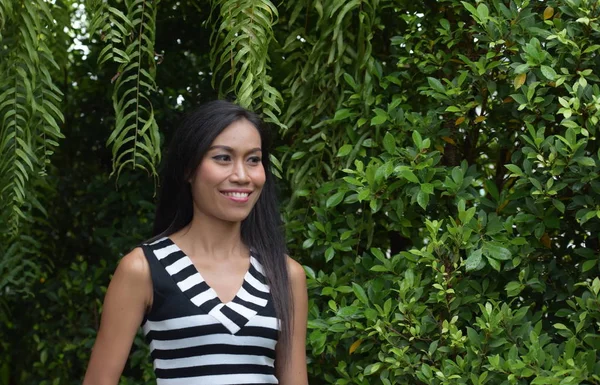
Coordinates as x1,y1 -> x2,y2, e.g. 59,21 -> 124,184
171,212 -> 247,261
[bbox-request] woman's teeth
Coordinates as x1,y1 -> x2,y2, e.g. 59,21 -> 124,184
223,192 -> 250,198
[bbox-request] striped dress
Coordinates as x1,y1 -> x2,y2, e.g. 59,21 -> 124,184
141,237 -> 280,385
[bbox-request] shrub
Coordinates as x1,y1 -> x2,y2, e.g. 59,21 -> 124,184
278,0 -> 600,383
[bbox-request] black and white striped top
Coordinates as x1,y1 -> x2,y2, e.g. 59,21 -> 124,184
141,237 -> 280,385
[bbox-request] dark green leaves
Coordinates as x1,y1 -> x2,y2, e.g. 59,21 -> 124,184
210,0 -> 283,128
0,0 -> 65,234
91,0 -> 161,179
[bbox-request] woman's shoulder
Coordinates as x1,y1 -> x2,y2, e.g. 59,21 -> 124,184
285,255 -> 306,285
115,247 -> 151,281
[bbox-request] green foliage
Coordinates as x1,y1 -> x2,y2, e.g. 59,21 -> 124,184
88,0 -> 161,178
209,0 -> 284,127
275,0 -> 600,384
0,0 -> 65,232
0,0 -> 66,303
0,1 -> 211,383
0,170 -> 156,384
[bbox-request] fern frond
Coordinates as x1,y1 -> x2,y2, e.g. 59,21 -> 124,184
210,0 -> 284,128
0,0 -> 12,37
0,0 -> 65,235
272,0 -> 382,202
89,0 -> 161,179
46,0 -> 70,78
0,232 -> 42,319
277,0 -> 381,131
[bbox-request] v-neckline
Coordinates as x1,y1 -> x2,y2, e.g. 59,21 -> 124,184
149,237 -> 271,334
170,237 -> 251,305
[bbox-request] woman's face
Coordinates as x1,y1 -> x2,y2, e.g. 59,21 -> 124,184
189,118 -> 266,224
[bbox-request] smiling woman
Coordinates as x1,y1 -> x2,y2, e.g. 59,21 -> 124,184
82,100 -> 308,385
190,119 -> 266,223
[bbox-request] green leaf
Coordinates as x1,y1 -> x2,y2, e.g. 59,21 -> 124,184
370,265 -> 389,272
505,281 -> 524,297
451,167 -> 463,185
515,63 -> 530,74
552,199 -> 565,213
505,164 -> 523,176
483,241 -> 512,260
333,108 -> 352,121
412,130 -> 423,148
357,188 -> 370,201
337,144 -> 352,157
417,190 -> 429,210
352,283 -> 369,305
420,183 -> 434,194
476,4 -> 489,20
302,238 -> 315,249
584,44 -> 600,53
291,151 -> 307,160
427,77 -> 446,93
486,256 -> 501,271
270,154 -> 282,172
364,362 -> 381,375
371,248 -> 386,263
582,260 -> 596,272
383,132 -> 396,154
343,73 -> 357,89
466,327 -> 481,346
488,354 -> 500,368
428,340 -> 439,355
400,169 -> 419,183
553,323 -> 569,331
529,178 -> 543,191
540,65 -> 557,80
326,191 -> 345,208
576,17 -> 590,25
462,1 -> 478,18
371,114 -> 387,125
511,93 -> 528,105
576,157 -> 595,167
465,249 -> 483,271
325,247 -> 335,262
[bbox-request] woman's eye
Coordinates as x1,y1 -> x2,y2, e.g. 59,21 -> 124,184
213,155 -> 231,162
248,156 -> 262,164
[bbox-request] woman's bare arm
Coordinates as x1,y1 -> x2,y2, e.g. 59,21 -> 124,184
276,257 -> 309,385
83,247 -> 152,385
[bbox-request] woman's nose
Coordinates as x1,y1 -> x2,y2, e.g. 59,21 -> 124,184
230,161 -> 249,182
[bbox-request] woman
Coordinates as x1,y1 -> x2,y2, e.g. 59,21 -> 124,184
83,100 -> 308,385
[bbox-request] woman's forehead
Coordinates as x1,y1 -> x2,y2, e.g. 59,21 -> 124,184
210,119 -> 262,148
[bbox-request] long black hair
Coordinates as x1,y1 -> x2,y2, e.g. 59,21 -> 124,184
152,100 -> 292,361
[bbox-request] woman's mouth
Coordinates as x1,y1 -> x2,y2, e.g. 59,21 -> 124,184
221,191 -> 252,202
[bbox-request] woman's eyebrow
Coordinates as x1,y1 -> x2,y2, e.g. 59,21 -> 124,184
208,145 -> 262,153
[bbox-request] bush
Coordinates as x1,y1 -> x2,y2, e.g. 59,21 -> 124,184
278,0 -> 600,383
0,171 -> 156,385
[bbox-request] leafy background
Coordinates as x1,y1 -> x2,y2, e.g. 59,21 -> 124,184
0,0 -> 599,384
